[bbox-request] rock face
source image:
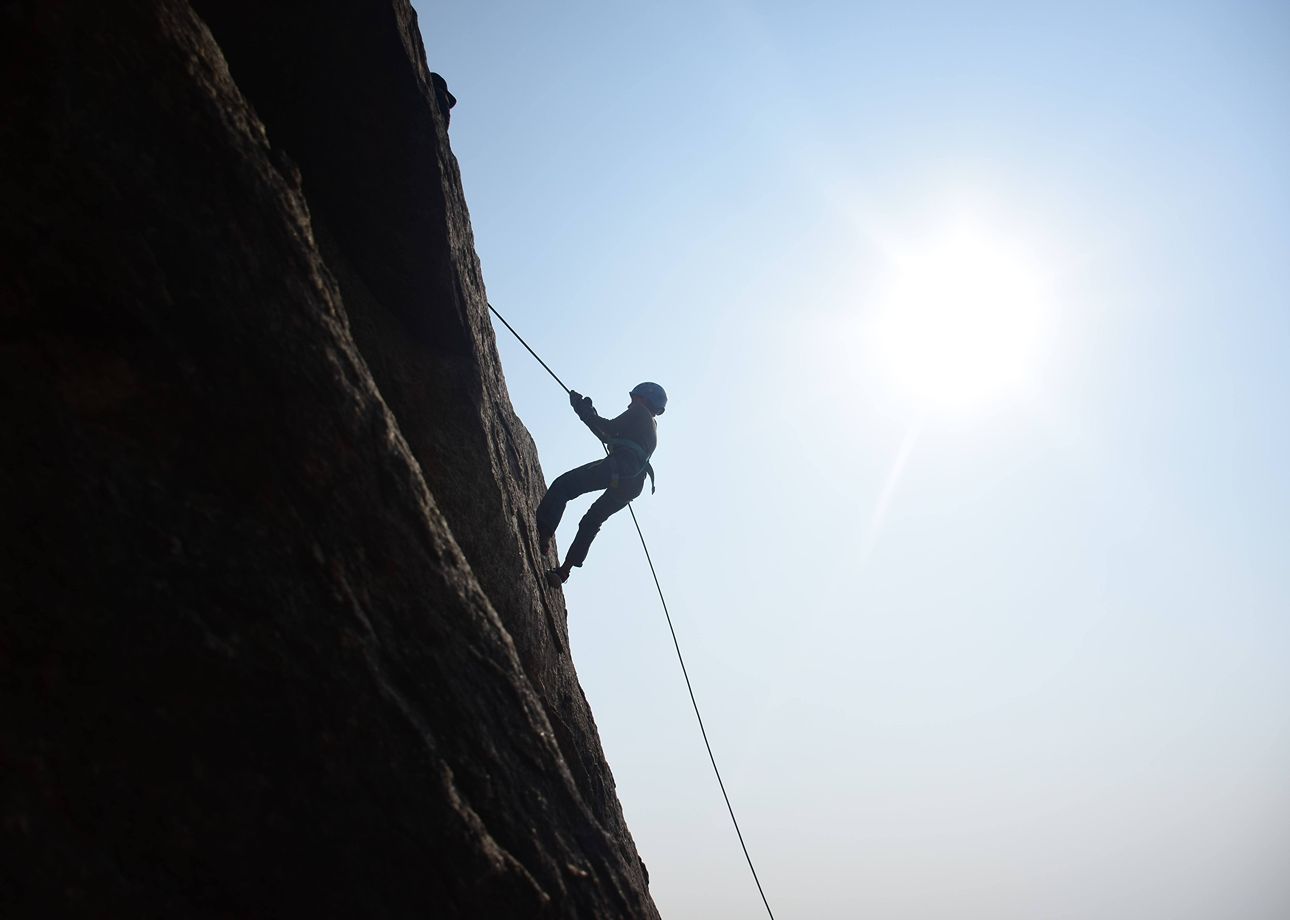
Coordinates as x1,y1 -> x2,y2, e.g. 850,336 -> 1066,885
0,2 -> 658,916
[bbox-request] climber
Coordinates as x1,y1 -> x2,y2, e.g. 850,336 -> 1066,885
537,382 -> 667,587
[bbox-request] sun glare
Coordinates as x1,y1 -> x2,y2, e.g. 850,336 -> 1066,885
869,222 -> 1053,413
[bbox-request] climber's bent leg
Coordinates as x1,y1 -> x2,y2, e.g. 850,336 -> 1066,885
536,460 -> 612,542
564,473 -> 645,568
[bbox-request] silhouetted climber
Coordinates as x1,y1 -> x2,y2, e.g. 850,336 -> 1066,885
537,382 -> 667,586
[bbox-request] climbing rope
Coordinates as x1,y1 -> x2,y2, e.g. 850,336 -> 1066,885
486,300 -> 572,394
486,302 -> 776,920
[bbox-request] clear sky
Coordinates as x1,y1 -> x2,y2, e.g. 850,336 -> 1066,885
415,3 -> 1289,917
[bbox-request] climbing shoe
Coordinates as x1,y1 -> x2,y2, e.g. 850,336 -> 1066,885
545,567 -> 568,588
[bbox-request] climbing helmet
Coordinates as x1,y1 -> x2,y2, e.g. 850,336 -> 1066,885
630,381 -> 668,415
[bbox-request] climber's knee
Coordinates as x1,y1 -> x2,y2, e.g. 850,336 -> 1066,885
579,501 -> 616,532
549,470 -> 578,500
538,469 -> 582,526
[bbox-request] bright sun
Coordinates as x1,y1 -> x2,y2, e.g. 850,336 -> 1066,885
870,221 -> 1053,412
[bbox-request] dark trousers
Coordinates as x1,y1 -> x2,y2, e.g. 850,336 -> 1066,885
536,458 -> 644,568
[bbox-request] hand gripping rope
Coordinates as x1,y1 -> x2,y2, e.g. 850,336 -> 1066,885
487,302 -> 776,920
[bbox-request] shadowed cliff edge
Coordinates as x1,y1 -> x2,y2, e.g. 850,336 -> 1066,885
0,1 -> 659,916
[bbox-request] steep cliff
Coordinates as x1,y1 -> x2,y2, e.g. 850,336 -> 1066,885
0,1 -> 658,916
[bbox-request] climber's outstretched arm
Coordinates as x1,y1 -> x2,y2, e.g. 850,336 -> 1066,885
569,391 -> 626,443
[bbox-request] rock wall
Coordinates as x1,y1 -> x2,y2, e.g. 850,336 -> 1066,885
0,1 -> 658,916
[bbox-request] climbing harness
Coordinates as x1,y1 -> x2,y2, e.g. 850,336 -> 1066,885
605,437 -> 656,493
486,302 -> 776,920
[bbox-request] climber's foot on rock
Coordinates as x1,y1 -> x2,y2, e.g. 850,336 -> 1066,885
545,566 -> 569,588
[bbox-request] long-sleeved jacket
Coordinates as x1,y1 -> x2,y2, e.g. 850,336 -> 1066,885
575,399 -> 657,460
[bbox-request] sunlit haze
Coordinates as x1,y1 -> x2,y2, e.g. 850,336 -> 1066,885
868,217 -> 1054,413
419,2 -> 1290,918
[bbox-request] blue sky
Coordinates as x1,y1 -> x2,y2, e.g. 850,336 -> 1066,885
416,3 -> 1289,917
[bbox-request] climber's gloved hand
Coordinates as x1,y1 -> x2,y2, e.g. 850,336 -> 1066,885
569,391 -> 594,417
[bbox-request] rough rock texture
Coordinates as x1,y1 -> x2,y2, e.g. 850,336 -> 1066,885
0,1 -> 658,917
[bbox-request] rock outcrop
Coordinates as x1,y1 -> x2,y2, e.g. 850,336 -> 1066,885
0,1 -> 658,916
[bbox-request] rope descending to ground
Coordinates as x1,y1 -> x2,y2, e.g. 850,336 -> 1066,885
486,302 -> 776,920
